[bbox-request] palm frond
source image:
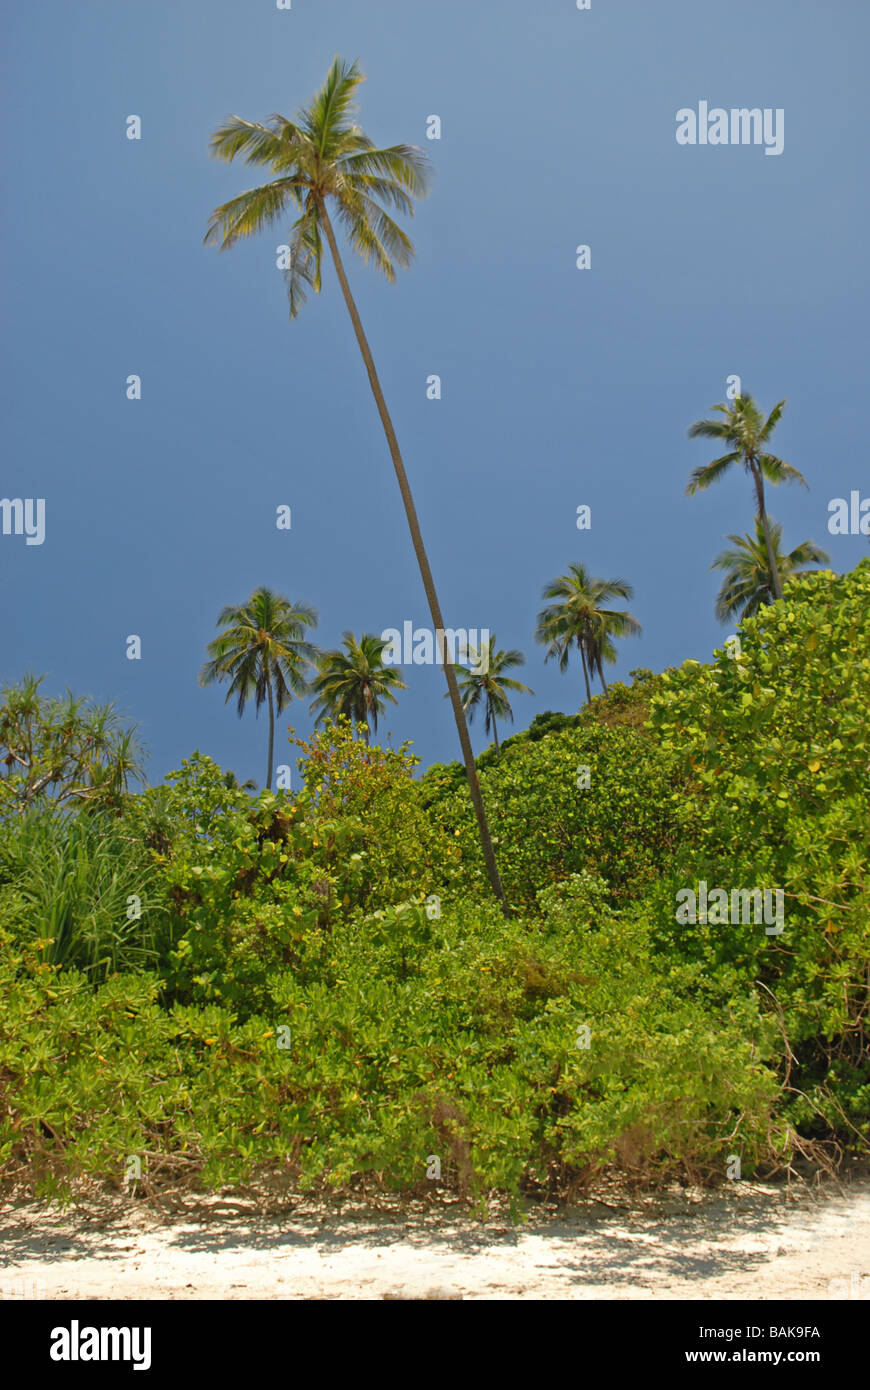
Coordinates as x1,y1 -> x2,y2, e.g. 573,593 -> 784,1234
335,186 -> 415,279
711,516 -> 828,623
209,115 -> 306,168
340,143 -> 431,199
687,418 -> 731,441
282,209 -> 322,318
204,178 -> 303,249
685,452 -> 740,495
758,453 -> 807,487
303,56 -> 365,156
760,398 -> 787,440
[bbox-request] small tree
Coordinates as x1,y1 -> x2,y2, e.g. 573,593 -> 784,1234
0,673 -> 145,816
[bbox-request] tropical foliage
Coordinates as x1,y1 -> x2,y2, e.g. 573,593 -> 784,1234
450,635 -> 533,758
0,675 -> 144,816
687,393 -> 807,601
1,563 -> 867,1205
650,560 -> 870,1135
0,48 -> 865,1210
310,632 -> 406,743
0,888 -> 781,1203
535,564 -> 641,705
199,587 -> 318,790
0,809 -> 166,976
710,517 -> 829,622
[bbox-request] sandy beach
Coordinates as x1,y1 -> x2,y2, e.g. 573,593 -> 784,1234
2,1174 -> 868,1301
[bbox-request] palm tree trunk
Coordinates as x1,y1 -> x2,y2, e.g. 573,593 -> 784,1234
318,202 -> 507,911
265,672 -> 275,791
751,461 -> 784,600
596,649 -> 609,693
579,642 -> 593,706
491,703 -> 500,760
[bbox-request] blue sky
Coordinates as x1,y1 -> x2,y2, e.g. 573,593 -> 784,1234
2,0 -> 868,787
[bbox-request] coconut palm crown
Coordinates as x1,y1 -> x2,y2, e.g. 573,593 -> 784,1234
198,587 -> 318,790
449,636 -> 533,759
309,631 -> 407,743
711,517 -> 829,623
535,563 -> 641,706
687,393 -> 807,601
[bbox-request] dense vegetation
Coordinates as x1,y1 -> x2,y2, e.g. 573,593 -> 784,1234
1,562 -> 866,1206
5,58 -> 852,1211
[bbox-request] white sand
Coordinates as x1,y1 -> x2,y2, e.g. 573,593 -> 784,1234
2,1176 -> 868,1301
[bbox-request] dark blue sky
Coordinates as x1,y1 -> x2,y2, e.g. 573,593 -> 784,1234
2,0 -> 867,787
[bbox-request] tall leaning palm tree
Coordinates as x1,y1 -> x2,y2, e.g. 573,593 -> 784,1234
204,57 -> 508,908
309,631 -> 406,745
711,517 -> 829,623
535,563 -> 641,706
198,587 -> 318,790
450,636 -> 533,760
687,393 -> 807,601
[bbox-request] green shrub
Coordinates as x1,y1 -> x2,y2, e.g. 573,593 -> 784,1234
426,723 -> 680,911
129,752 -> 366,1013
294,718 -> 460,906
125,740 -> 457,1016
0,673 -> 145,816
649,560 -> 870,1133
0,888 -> 783,1203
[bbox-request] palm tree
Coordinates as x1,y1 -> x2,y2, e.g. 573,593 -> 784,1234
535,564 -> 641,706
204,57 -> 508,909
222,769 -> 258,792
711,517 -> 829,623
450,636 -> 533,760
687,393 -> 807,601
198,587 -> 318,790
309,631 -> 407,744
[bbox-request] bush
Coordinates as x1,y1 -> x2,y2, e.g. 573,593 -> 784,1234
128,752 -> 366,1014
0,673 -> 145,815
649,560 -> 870,1133
0,887 -> 783,1202
294,718 -> 460,906
426,723 -> 680,911
124,738 -> 457,1016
